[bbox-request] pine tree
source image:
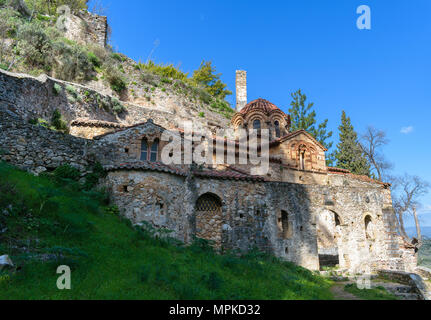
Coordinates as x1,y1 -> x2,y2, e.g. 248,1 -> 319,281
288,89 -> 334,165
192,60 -> 232,100
334,111 -> 371,176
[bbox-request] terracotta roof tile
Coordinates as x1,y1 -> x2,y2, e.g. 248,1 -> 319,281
193,168 -> 264,181
104,161 -> 187,176
71,119 -> 126,128
239,98 -> 287,116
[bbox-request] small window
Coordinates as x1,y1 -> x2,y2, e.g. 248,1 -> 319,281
150,139 -> 159,162
141,139 -> 148,161
253,119 -> 261,130
281,210 -> 290,239
299,151 -> 305,170
125,148 -> 129,154
274,121 -> 281,138
335,213 -> 341,226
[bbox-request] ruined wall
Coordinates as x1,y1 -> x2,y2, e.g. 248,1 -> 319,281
0,109 -> 116,174
0,69 -> 229,134
103,167 -> 414,273
63,11 -> 108,48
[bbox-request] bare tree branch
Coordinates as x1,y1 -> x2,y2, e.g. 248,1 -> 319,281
360,126 -> 392,182
392,174 -> 430,244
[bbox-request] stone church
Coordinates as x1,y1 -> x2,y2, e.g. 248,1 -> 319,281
0,64 -> 417,274
73,70 -> 416,273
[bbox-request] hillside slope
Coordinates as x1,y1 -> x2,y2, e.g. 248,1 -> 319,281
0,162 -> 333,300
0,5 -> 234,130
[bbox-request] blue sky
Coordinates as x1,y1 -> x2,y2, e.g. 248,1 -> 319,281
89,0 -> 431,227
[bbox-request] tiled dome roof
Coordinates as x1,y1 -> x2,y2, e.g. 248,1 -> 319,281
239,98 -> 285,115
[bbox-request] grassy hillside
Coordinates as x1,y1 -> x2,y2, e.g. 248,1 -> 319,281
0,162 -> 333,300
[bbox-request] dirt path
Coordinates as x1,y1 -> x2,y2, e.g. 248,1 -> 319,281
330,282 -> 362,300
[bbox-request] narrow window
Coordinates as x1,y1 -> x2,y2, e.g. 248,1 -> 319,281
274,121 -> 281,138
150,139 -> 159,162
140,139 -> 148,161
253,119 -> 261,130
281,210 -> 289,239
299,151 -> 305,170
335,213 -> 341,226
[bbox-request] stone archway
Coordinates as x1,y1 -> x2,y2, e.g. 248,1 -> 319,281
317,209 -> 341,269
195,193 -> 223,246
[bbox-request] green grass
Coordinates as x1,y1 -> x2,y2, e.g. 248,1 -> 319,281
344,284 -> 399,300
0,162 -> 333,300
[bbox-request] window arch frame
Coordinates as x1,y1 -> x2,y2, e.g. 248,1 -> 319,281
140,138 -> 149,161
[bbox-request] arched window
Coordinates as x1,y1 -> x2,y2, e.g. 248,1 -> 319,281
150,139 -> 159,162
365,215 -> 374,240
274,121 -> 281,138
334,212 -> 341,226
253,119 -> 261,130
140,138 -> 148,161
299,150 -> 306,170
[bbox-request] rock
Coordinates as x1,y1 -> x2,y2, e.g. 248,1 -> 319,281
0,255 -> 14,271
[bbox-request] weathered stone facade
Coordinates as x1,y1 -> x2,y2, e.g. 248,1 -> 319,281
63,11 -> 108,48
0,66 -> 418,274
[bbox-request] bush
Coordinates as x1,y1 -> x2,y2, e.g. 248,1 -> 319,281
53,164 -> 81,182
104,63 -> 127,94
16,21 -> 53,69
87,51 -> 101,68
50,109 -> 68,132
52,83 -> 62,95
138,60 -> 189,82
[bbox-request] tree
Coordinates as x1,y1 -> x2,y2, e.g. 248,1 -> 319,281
360,126 -> 392,182
288,89 -> 333,165
334,111 -> 370,176
391,174 -> 430,244
192,60 -> 232,100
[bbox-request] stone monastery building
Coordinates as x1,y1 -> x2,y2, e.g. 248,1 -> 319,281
0,67 -> 417,274
81,71 -> 416,273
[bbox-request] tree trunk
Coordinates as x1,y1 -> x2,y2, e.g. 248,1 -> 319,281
397,212 -> 410,241
413,206 -> 422,244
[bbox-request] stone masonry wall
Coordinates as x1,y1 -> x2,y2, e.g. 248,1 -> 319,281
103,167 -> 414,273
0,109 -> 115,174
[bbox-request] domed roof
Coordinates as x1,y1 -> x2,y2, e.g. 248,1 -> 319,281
239,98 -> 286,116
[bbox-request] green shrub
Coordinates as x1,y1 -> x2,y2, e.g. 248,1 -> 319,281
16,21 -> 53,69
52,83 -> 62,95
87,51 -> 101,68
138,60 -> 189,82
198,112 -> 205,118
53,164 -> 81,182
104,64 -> 127,94
50,109 -> 68,132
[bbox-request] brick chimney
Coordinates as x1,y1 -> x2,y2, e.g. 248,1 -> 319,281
236,70 -> 247,112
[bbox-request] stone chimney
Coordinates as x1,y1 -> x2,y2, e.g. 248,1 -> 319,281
236,70 -> 247,112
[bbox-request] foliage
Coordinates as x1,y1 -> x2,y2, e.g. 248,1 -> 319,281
0,162 -> 334,300
23,0 -> 89,15
137,60 -> 189,82
53,164 -> 80,181
52,83 -> 62,95
191,60 -> 232,100
334,111 -> 370,176
104,63 -> 126,94
288,89 -> 333,165
50,109 -> 68,132
344,284 -> 398,300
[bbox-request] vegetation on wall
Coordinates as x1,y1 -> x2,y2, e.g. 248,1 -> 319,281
0,162 -> 334,300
